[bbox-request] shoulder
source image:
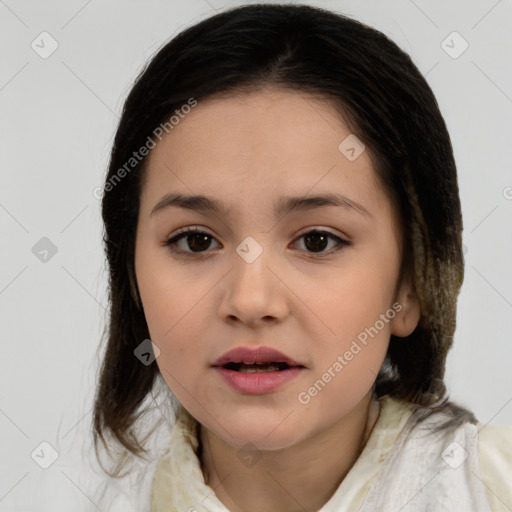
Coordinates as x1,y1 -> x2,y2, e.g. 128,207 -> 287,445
477,421 -> 512,512
358,400 -> 505,510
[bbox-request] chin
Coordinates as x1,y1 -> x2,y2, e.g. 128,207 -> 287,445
212,410 -> 307,451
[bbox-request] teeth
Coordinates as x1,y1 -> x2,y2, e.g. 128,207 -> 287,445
222,361 -> 292,372
238,363 -> 282,373
241,361 -> 281,365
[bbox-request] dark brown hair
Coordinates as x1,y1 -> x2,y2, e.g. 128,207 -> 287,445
93,3 -> 476,477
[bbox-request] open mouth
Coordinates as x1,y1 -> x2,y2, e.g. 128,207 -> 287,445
222,362 -> 295,373
215,353 -> 305,393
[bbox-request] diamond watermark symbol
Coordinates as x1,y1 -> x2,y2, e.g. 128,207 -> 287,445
32,237 -> 58,263
441,31 -> 469,59
338,134 -> 365,161
236,236 -> 263,264
31,441 -> 59,469
134,339 -> 161,365
237,442 -> 262,468
441,441 -> 468,469
31,32 -> 59,59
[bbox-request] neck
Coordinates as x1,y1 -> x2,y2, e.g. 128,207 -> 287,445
198,391 -> 381,512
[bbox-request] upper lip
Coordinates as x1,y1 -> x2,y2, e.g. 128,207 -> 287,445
213,346 -> 304,367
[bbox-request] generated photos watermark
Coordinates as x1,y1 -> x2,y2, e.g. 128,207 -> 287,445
93,97 -> 198,200
297,301 -> 403,405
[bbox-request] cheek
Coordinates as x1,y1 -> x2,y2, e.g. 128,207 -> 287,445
295,255 -> 399,339
135,243 -> 215,336
147,292 -> 210,401
139,280 -> 210,372
293,243 -> 399,380
135,247 -> 208,375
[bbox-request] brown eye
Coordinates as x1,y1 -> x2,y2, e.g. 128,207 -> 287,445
294,230 -> 350,255
183,233 -> 213,252
165,228 -> 221,254
303,232 -> 329,252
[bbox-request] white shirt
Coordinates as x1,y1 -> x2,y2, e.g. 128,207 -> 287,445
79,395 -> 512,511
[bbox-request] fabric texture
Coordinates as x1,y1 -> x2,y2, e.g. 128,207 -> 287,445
149,396 -> 512,512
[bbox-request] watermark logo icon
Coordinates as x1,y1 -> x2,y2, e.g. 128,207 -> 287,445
442,441 -> 468,469
134,339 -> 160,365
31,441 -> 59,469
441,31 -> 469,59
31,32 -> 59,59
236,236 -> 263,263
338,134 -> 365,161
237,442 -> 262,468
32,237 -> 58,263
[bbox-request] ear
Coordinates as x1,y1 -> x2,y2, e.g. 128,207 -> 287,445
390,275 -> 421,337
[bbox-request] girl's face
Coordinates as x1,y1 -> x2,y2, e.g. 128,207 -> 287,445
134,88 -> 420,450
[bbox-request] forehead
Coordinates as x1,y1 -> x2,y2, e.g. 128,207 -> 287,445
140,88 -> 387,218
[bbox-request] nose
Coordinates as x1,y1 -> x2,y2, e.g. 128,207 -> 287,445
218,241 -> 289,327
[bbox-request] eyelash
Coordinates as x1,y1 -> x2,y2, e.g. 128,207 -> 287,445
163,226 -> 351,258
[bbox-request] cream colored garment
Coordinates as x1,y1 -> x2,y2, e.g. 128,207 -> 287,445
150,397 -> 512,511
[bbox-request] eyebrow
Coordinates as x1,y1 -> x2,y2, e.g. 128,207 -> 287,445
150,192 -> 372,219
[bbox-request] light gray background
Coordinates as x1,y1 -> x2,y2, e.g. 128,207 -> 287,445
1,0 -> 511,509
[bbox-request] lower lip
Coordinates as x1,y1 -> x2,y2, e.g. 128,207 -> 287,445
214,366 -> 303,395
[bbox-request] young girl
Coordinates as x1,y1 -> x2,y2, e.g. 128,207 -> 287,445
92,3 -> 512,511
